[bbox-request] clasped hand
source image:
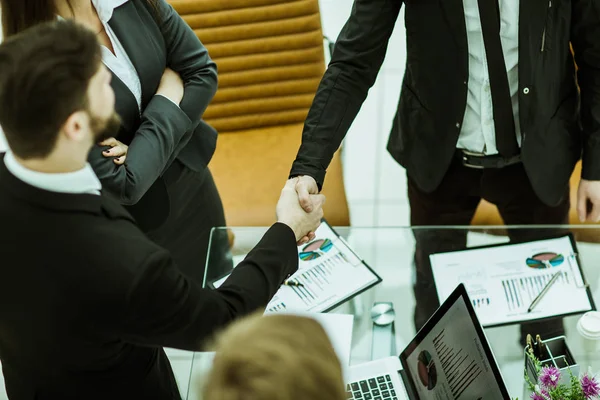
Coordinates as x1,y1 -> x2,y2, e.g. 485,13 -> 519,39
276,176 -> 321,245
276,177 -> 324,245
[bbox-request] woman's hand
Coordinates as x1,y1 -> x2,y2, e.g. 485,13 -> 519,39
99,137 -> 128,165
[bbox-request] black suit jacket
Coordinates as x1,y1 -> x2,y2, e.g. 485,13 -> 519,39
90,0 -> 218,231
0,158 -> 298,399
290,0 -> 600,206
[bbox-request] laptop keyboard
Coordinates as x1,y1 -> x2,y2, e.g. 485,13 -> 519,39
347,374 -> 398,400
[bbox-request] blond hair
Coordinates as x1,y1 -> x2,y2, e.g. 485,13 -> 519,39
202,313 -> 346,400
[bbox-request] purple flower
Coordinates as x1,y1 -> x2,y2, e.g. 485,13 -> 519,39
539,366 -> 561,388
530,385 -> 550,400
530,392 -> 546,400
581,374 -> 600,399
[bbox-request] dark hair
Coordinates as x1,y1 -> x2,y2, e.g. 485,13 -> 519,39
1,0 -> 162,38
0,20 -> 102,158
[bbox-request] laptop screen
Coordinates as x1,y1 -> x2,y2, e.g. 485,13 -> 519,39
400,284 -> 509,400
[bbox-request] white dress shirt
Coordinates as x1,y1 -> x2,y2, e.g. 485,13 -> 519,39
3,151 -> 102,195
0,27 -> 5,152
0,126 -> 7,153
456,0 -> 521,155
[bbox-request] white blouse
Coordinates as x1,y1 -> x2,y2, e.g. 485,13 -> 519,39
92,0 -> 143,112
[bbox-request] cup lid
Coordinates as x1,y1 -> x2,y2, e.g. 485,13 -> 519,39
577,311 -> 600,339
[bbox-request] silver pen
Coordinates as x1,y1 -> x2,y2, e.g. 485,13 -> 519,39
527,273 -> 561,313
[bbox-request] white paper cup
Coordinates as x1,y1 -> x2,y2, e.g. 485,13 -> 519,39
576,311 -> 600,353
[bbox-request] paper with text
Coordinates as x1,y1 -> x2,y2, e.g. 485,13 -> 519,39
430,236 -> 594,327
213,223 -> 381,314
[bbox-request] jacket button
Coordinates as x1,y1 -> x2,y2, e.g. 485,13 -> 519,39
456,122 -> 461,128
523,87 -> 530,94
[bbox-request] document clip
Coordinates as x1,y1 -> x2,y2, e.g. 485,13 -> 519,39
565,252 -> 589,289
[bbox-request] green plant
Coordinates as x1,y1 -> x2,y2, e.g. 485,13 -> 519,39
522,351 -> 599,400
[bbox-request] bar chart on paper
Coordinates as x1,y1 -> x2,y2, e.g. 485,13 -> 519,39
210,222 -> 381,314
433,329 -> 482,400
430,235 -> 594,326
501,271 -> 569,312
270,222 -> 381,313
267,301 -> 287,313
266,246 -> 378,313
288,253 -> 350,307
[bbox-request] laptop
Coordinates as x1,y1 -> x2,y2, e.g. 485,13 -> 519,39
346,284 -> 510,400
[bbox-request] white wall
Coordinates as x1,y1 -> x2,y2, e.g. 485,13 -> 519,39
319,0 -> 410,227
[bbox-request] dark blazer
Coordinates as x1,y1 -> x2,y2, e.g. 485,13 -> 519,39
0,157 -> 298,399
90,0 -> 218,231
290,0 -> 600,206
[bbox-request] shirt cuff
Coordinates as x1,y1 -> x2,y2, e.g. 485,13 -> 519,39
155,94 -> 180,108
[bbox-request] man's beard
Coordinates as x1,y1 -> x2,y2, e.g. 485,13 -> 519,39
91,112 -> 121,142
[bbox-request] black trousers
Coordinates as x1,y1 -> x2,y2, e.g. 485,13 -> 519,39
408,157 -> 570,343
147,161 -> 232,285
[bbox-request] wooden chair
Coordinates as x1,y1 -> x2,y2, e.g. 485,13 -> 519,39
169,0 -> 350,227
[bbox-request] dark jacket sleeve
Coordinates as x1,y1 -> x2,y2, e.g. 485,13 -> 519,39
151,0 -> 218,126
289,0 -> 403,189
572,0 -> 600,180
89,96 -> 191,205
117,223 -> 298,350
90,0 -> 218,205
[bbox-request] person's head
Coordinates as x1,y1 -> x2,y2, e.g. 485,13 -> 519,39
202,313 -> 346,400
1,0 -> 162,38
1,0 -> 62,39
0,20 -> 120,166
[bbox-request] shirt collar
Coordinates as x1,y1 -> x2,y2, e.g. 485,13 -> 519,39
3,151 -> 101,195
91,0 -> 129,23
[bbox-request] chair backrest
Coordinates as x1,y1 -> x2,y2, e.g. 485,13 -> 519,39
169,0 -> 351,226
170,0 -> 326,132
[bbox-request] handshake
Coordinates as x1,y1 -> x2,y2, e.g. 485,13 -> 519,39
276,176 -> 324,245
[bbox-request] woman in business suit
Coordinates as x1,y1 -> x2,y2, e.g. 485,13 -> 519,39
1,0 -> 230,283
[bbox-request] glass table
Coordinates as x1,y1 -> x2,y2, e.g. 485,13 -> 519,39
183,226 -> 600,400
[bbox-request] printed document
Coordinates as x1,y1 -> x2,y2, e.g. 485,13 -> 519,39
430,236 -> 594,327
212,223 -> 381,314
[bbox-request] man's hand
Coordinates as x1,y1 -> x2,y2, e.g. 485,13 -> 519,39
156,68 -> 184,105
277,178 -> 325,244
577,179 -> 600,222
99,137 -> 128,165
294,175 -> 319,212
